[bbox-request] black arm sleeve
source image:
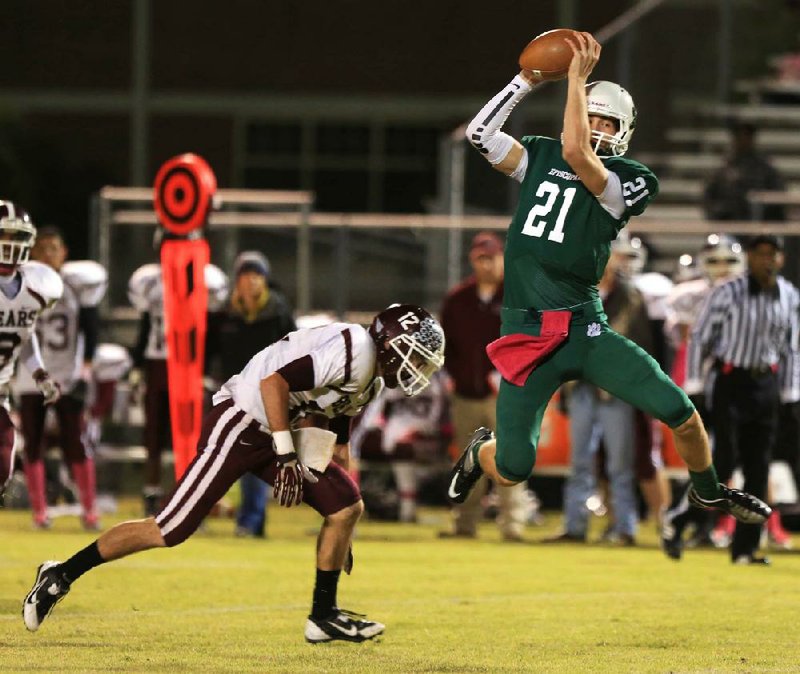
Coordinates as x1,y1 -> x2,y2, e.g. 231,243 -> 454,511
328,415 -> 352,444
131,312 -> 150,367
78,306 -> 100,362
204,311 -> 222,377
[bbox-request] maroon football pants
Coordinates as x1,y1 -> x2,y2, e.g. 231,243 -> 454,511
155,399 -> 361,546
0,406 -> 16,494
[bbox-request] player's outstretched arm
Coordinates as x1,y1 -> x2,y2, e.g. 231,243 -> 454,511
561,32 -> 608,195
465,70 -> 543,180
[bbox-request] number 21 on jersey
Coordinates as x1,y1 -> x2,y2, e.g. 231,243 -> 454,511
521,181 -> 576,244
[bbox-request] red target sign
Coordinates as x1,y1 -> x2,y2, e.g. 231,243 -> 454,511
153,153 -> 217,235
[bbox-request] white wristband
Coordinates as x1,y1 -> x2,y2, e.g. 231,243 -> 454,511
272,429 -> 295,456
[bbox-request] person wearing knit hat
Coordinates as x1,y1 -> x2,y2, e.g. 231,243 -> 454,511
207,250 -> 296,537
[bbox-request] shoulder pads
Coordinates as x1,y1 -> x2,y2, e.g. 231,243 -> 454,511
62,260 -> 108,307
128,263 -> 162,312
21,261 -> 64,308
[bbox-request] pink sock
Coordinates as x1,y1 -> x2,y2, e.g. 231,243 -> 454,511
23,461 -> 48,522
70,458 -> 98,520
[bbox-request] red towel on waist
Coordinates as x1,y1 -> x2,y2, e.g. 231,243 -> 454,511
486,311 -> 572,386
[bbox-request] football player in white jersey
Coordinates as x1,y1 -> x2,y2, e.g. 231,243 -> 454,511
665,234 -> 745,387
24,304 -> 445,644
0,202 -> 63,504
128,259 -> 228,515
14,227 -> 107,529
661,234 -> 746,557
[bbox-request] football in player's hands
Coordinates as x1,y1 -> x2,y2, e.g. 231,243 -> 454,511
519,28 -> 580,81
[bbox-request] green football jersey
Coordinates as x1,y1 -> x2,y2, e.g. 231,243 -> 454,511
503,136 -> 659,310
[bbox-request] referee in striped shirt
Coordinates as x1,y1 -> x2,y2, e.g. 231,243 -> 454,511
684,234 -> 800,564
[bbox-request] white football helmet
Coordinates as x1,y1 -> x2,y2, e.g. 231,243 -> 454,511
673,253 -> 703,283
0,200 -> 36,269
586,81 -> 637,156
611,231 -> 647,276
699,234 -> 744,282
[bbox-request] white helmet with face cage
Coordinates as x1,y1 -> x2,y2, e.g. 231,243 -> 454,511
586,81 -> 637,157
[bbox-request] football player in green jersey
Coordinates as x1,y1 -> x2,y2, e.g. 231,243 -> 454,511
449,31 -> 772,533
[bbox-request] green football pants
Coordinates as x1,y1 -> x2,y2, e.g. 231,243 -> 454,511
495,307 -> 694,482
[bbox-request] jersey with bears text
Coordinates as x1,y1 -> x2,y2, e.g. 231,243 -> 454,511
0,261 -> 63,387
15,260 -> 107,393
128,263 -> 229,360
213,322 -> 383,430
503,136 -> 659,310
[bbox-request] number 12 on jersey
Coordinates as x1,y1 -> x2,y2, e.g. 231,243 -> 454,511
521,181 -> 576,244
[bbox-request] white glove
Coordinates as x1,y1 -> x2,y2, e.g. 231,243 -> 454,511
33,369 -> 61,406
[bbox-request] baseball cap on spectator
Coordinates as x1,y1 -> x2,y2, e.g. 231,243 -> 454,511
469,231 -> 503,258
234,251 -> 270,278
745,234 -> 784,251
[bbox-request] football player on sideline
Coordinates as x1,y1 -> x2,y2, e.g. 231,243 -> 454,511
128,255 -> 228,515
23,304 -> 445,644
449,33 -> 772,530
0,202 -> 63,502
14,227 -> 107,529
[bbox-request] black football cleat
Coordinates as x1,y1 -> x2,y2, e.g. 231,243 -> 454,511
447,427 -> 493,504
304,608 -> 384,643
688,485 -> 772,525
23,561 -> 71,632
660,510 -> 685,561
733,554 -> 771,566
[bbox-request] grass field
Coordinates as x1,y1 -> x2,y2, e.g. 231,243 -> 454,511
2,501 -> 799,673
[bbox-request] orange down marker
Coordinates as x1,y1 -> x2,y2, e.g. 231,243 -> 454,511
153,153 -> 216,480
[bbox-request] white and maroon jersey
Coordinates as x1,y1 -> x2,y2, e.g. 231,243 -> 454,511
128,263 -> 229,360
213,322 -> 383,430
632,271 -> 674,321
664,277 -> 713,348
15,260 -> 107,393
352,370 -> 446,453
0,261 -> 63,387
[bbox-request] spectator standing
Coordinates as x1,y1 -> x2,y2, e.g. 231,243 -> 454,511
703,121 -> 786,222
206,251 -> 295,537
546,244 -> 653,545
677,235 -> 800,565
439,231 -> 527,541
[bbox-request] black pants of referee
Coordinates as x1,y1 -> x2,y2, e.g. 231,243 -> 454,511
711,365 -> 779,560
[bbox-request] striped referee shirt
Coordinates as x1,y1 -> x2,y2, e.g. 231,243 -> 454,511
685,274 -> 800,401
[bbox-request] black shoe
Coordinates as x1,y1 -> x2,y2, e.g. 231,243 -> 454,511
447,427 -> 492,504
437,531 -> 477,540
541,531 -> 586,544
688,485 -> 772,524
143,494 -> 161,518
597,529 -> 636,547
304,608 -> 384,643
733,554 -> 771,566
661,510 -> 685,561
22,561 -> 71,632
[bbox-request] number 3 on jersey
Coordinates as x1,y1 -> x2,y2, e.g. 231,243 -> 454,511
521,181 -> 577,244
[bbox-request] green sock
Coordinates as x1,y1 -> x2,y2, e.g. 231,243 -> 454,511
689,467 -> 722,499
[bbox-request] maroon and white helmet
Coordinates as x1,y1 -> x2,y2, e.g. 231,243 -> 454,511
0,200 -> 36,271
369,304 -> 445,396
